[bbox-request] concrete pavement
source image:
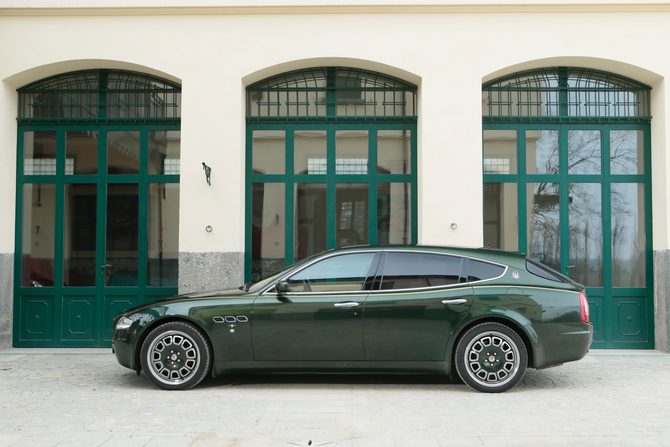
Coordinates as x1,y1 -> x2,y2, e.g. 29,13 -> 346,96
1,349 -> 669,446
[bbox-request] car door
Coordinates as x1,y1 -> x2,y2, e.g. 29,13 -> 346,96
251,251 -> 381,361
363,251 -> 474,361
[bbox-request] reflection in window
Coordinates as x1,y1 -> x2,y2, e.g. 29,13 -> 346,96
468,260 -> 505,282
108,131 -> 140,174
336,183 -> 368,247
378,130 -> 411,174
381,253 -> 462,290
66,131 -> 98,175
568,130 -> 601,175
528,183 -> 561,272
612,183 -> 645,287
526,130 -> 559,175
295,130 -> 326,174
149,130 -> 181,175
148,184 -> 180,286
63,184 -> 98,287
483,130 -> 517,174
286,253 -> 376,292
23,131 -> 57,175
294,183 -> 327,261
611,130 -> 644,175
252,130 -> 285,175
484,183 -> 518,251
251,183 -> 285,281
336,130 -> 368,175
105,184 -> 139,287
569,183 -> 603,287
22,184 -> 56,287
378,183 -> 411,245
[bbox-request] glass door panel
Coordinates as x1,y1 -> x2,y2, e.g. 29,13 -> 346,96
568,130 -> 601,174
611,183 -> 646,288
147,184 -> 180,286
526,130 -> 558,175
22,184 -> 56,287
294,183 -> 327,261
377,183 -> 411,245
527,183 -> 561,272
336,183 -> 368,247
568,183 -> 603,286
251,183 -> 286,281
63,184 -> 98,287
105,184 -> 139,286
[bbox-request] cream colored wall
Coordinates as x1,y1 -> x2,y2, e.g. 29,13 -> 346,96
1,6 -> 669,255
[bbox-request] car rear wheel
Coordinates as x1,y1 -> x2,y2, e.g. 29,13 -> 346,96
455,322 -> 527,393
140,321 -> 211,390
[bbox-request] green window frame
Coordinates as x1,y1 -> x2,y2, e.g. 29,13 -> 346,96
246,68 -> 418,282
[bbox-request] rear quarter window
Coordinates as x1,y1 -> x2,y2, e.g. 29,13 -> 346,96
468,259 -> 506,282
526,260 -> 565,282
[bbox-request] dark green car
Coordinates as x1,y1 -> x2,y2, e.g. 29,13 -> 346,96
112,246 -> 593,393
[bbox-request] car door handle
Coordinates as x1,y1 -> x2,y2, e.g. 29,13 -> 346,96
442,299 -> 467,305
334,302 -> 360,308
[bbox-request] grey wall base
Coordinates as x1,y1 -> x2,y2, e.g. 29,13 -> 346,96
654,250 -> 670,352
179,252 -> 244,295
0,253 -> 14,351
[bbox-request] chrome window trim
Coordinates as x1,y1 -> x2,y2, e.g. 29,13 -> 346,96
373,250 -> 468,293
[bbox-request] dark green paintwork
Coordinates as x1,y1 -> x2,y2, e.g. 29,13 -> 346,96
113,246 -> 593,379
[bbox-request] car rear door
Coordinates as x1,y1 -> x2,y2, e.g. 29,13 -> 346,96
363,251 -> 474,361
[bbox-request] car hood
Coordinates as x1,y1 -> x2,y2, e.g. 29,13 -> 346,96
163,287 -> 250,301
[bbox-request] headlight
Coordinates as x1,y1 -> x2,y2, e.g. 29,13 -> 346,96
115,317 -> 134,331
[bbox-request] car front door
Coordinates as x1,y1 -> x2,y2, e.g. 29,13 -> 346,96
251,251 -> 380,361
363,251 -> 474,361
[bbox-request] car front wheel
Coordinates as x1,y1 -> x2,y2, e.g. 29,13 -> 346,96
455,322 -> 527,393
140,321 -> 211,390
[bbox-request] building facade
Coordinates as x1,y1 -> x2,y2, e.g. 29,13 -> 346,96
0,0 -> 669,351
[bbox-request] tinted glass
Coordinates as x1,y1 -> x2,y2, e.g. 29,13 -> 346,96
468,259 -> 505,282
287,253 -> 377,292
380,253 -> 462,290
527,260 -> 564,283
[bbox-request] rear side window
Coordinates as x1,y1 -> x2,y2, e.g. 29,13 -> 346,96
468,259 -> 505,282
526,260 -> 565,283
380,252 -> 462,290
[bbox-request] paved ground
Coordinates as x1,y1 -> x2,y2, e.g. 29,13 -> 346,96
0,349 -> 669,447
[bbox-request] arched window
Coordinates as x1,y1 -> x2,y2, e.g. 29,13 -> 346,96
246,67 -> 418,281
482,67 -> 653,349
15,69 -> 181,348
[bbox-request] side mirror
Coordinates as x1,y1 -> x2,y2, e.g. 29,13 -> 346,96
275,281 -> 291,294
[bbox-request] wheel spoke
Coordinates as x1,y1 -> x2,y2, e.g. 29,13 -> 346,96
147,329 -> 201,386
464,330 -> 520,388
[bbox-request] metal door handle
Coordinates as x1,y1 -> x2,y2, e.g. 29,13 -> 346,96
442,299 -> 467,305
100,264 -> 112,276
566,265 -> 576,269
334,302 -> 359,308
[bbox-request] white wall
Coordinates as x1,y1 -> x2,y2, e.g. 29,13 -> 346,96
1,6 -> 668,255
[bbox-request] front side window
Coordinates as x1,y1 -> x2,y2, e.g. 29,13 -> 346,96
380,252 -> 462,290
285,252 -> 377,293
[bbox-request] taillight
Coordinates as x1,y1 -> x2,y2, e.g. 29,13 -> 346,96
580,291 -> 590,323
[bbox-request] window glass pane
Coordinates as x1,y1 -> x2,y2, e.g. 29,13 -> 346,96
483,183 -> 518,251
378,183 -> 411,245
611,130 -> 644,175
569,183 -> 603,287
287,253 -> 376,292
22,184 -> 56,287
612,183 -> 645,287
295,183 -> 327,261
378,130 -> 411,174
526,130 -> 559,175
295,130 -> 326,174
149,130 -> 181,175
106,184 -> 139,286
381,253 -> 462,290
66,131 -> 98,175
527,183 -> 561,272
252,130 -> 285,175
108,130 -> 140,174
63,184 -> 97,286
336,130 -> 368,174
468,260 -> 505,282
483,130 -> 517,174
252,183 -> 285,281
24,131 -> 57,175
568,130 -> 601,174
148,184 -> 179,286
336,183 -> 368,247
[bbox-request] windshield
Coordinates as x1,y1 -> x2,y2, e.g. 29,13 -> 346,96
247,254 -> 321,293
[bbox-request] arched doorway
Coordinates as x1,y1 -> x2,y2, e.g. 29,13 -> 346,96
14,69 -> 181,347
245,67 -> 418,281
482,67 -> 653,348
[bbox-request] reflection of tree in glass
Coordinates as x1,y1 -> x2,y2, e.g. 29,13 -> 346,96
528,182 -> 560,272
568,130 -> 601,174
568,183 -> 603,287
611,184 -> 644,288
610,130 -> 640,175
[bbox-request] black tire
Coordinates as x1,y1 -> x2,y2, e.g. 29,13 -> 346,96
455,322 -> 527,393
140,321 -> 211,390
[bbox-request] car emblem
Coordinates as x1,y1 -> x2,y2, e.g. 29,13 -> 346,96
512,271 -> 520,280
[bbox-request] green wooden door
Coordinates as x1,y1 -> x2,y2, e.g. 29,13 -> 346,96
483,124 -> 653,349
15,125 -> 180,347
